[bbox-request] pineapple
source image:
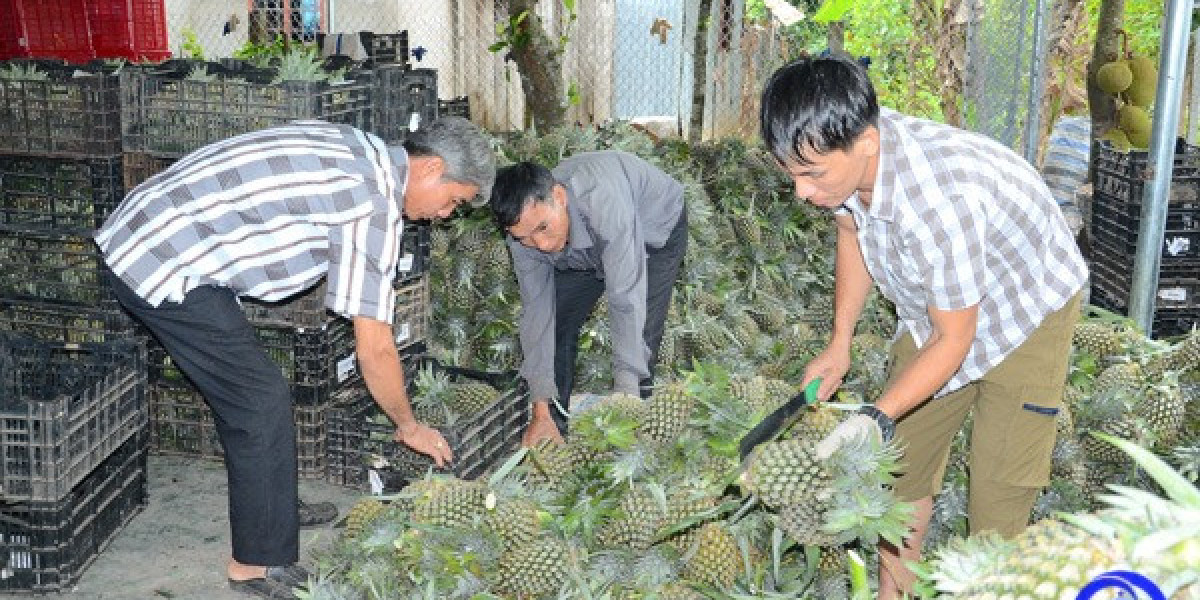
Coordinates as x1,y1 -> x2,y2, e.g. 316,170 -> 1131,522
525,439 -> 591,490
728,374 -> 768,411
493,537 -> 573,598
740,437 -> 832,508
596,485 -> 667,550
342,498 -> 387,541
786,403 -> 842,444
1072,321 -> 1124,359
777,495 -> 837,547
641,381 -> 695,445
1167,328 -> 1200,372
1092,361 -> 1144,397
484,497 -> 544,551
680,522 -> 741,589
1082,417 -> 1150,465
409,478 -> 488,529
448,380 -> 498,416
1132,380 -> 1186,446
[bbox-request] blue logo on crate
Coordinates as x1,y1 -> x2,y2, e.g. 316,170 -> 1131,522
1077,570 -> 1164,600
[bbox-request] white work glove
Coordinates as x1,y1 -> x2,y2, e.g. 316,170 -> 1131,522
814,406 -> 895,460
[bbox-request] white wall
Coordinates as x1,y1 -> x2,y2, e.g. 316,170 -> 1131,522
164,0 -> 247,59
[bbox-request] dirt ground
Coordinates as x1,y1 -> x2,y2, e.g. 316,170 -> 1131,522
63,455 -> 366,600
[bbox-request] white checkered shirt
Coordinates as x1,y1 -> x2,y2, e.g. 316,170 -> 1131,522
841,108 -> 1087,396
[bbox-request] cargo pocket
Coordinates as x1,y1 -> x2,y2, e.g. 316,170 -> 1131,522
988,387 -> 1062,488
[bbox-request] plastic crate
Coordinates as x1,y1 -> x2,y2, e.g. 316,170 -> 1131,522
0,298 -> 136,344
372,66 -> 437,145
121,151 -> 175,191
120,60 -> 374,158
148,377 -> 342,480
0,60 -> 122,158
242,229 -> 431,329
0,230 -> 110,306
1089,256 -> 1200,311
0,336 -> 147,502
147,317 -> 358,406
86,0 -> 170,62
1094,141 -> 1200,208
325,358 -> 529,489
316,31 -> 409,66
0,429 -> 147,592
0,0 -> 95,63
438,96 -> 470,120
0,154 -> 123,233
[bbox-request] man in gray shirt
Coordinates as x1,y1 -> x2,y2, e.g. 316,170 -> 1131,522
489,151 -> 686,444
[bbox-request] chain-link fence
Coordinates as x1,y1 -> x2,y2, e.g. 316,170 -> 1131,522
163,0 -> 1046,145
162,0 -> 795,138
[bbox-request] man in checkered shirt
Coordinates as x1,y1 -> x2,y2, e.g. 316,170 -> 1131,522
94,118 -> 494,598
760,57 -> 1086,597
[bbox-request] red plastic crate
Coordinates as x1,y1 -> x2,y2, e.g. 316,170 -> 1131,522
0,0 -> 96,63
86,0 -> 170,62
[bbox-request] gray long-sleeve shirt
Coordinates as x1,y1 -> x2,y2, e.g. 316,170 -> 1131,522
508,151 -> 685,400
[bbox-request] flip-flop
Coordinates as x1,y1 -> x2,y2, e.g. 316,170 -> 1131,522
298,499 -> 338,528
228,564 -> 309,599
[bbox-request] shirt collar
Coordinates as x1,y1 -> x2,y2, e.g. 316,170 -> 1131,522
843,112 -> 898,223
562,182 -> 593,251
389,145 -> 410,213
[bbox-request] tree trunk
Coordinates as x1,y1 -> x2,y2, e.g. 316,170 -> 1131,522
508,0 -> 567,131
827,21 -> 845,57
1088,0 -> 1125,139
688,0 -> 714,143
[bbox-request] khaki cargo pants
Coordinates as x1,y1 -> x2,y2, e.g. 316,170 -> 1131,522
889,292 -> 1081,537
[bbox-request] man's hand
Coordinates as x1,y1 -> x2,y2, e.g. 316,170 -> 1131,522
522,414 -> 564,447
814,414 -> 881,460
803,343 -> 852,401
394,422 -> 453,467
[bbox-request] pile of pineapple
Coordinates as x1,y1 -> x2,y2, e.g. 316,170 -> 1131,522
427,124 -> 897,398
304,365 -> 913,599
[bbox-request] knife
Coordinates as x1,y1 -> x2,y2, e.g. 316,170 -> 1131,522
737,378 -> 822,461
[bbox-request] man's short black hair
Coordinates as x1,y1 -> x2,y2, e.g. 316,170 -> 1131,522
489,161 -> 557,229
760,55 -> 880,167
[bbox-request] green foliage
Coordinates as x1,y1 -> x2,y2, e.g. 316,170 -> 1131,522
0,63 -> 48,81
842,0 -> 942,121
180,26 -> 205,60
1088,0 -> 1163,58
233,35 -> 298,67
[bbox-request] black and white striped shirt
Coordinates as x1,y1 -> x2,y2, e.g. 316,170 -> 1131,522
840,109 -> 1087,396
95,121 -> 409,323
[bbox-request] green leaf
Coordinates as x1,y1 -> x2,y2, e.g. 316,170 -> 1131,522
562,0 -> 576,14
847,549 -> 871,600
1092,432 -> 1200,508
812,0 -> 854,23
488,41 -> 509,53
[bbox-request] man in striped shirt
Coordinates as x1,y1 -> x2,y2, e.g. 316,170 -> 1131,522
94,117 -> 494,598
760,57 -> 1086,597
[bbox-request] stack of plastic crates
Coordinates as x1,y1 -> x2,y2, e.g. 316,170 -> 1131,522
325,355 -> 529,491
372,67 -> 438,144
1089,142 -> 1200,337
0,334 -> 149,592
146,229 -> 433,479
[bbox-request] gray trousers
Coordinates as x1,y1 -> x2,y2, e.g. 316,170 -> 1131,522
551,210 -> 688,433
108,272 -> 299,566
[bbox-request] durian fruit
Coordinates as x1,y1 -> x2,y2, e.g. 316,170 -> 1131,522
492,536 -> 573,598
1118,104 -> 1152,148
679,522 -> 741,589
342,498 -> 388,541
1126,54 -> 1158,108
409,478 -> 488,528
641,381 -> 695,444
740,437 -> 832,508
1097,59 -> 1133,94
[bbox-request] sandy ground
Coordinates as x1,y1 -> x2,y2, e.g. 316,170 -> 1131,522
63,455 -> 365,600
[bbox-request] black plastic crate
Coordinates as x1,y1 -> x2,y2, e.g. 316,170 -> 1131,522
0,230 -> 110,306
325,358 -> 528,489
1089,256 -> 1200,311
372,66 -> 437,145
1094,141 -> 1200,207
316,31 -> 409,66
1091,191 -> 1200,263
120,60 -> 374,158
0,60 -> 123,159
0,298 -> 136,344
0,336 -> 147,502
0,154 -> 123,233
0,429 -> 147,592
148,376 -> 346,479
121,151 -> 174,191
242,226 -> 431,329
437,96 -> 470,120
148,317 -> 358,406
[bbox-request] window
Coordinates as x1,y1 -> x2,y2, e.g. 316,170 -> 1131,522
249,0 -> 325,43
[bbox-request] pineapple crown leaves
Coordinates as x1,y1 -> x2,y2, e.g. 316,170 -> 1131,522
823,483 -> 915,547
1172,445 -> 1200,482
1085,432 -> 1200,509
920,531 -> 1011,596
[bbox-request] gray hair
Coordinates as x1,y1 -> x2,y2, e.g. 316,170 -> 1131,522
402,116 -> 496,207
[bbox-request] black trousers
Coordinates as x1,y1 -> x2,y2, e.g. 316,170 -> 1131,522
551,210 -> 688,433
108,273 -> 299,566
